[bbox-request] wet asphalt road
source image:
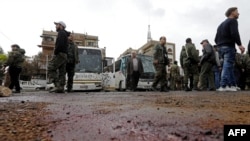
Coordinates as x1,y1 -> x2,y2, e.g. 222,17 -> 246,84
1,90 -> 250,141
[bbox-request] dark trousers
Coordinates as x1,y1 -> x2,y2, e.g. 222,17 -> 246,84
130,71 -> 140,90
66,63 -> 75,90
9,66 -> 22,91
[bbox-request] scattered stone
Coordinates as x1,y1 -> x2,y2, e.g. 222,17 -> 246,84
0,86 -> 12,97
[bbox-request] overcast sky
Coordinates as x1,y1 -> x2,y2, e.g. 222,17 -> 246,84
1,0 -> 250,61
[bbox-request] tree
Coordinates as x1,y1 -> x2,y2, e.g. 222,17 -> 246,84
0,46 -> 4,54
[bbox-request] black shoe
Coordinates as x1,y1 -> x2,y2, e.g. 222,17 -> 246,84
184,87 -> 191,92
13,91 -> 20,93
56,89 -> 65,93
160,87 -> 169,92
192,88 -> 201,91
209,88 -> 216,91
67,89 -> 73,93
160,89 -> 169,92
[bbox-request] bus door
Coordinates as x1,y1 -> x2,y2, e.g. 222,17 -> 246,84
102,57 -> 116,91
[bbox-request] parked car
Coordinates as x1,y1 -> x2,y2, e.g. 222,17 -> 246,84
45,83 -> 54,90
20,80 -> 45,91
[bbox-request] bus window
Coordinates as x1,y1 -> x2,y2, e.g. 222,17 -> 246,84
115,60 -> 121,72
75,48 -> 102,73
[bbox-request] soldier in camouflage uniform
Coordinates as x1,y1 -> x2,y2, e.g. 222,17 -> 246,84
4,44 -> 25,93
152,36 -> 169,92
234,52 -> 245,90
66,33 -> 79,92
180,38 -> 199,91
243,52 -> 250,90
48,21 -> 68,93
199,39 -> 216,91
170,60 -> 180,90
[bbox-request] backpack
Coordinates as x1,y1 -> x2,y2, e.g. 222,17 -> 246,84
208,45 -> 216,65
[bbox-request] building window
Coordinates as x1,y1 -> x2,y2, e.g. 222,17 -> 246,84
168,48 -> 172,52
87,42 -> 94,46
44,37 -> 54,42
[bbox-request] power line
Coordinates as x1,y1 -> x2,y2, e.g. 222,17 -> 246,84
0,29 -> 14,43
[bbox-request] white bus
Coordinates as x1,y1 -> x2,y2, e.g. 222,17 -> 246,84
102,54 -> 156,91
71,46 -> 104,91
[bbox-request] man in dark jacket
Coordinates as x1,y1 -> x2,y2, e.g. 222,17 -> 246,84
4,44 -> 25,93
215,7 -> 245,92
48,21 -> 68,93
152,36 -> 169,92
127,51 -> 143,91
199,39 -> 216,91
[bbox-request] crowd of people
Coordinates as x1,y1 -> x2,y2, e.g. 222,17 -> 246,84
2,7 -> 250,93
169,7 -> 250,92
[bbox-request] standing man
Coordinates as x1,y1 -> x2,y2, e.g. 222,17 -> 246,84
48,21 -> 68,93
213,45 -> 222,89
199,39 -> 216,91
170,60 -> 180,90
180,38 -> 200,91
215,7 -> 245,91
127,51 -> 144,91
152,36 -> 169,92
66,32 -> 79,92
4,44 -> 25,93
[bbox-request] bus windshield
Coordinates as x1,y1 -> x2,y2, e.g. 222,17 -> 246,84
138,55 -> 155,73
75,48 -> 102,73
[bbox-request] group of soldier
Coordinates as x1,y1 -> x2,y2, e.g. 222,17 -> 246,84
121,7 -> 250,93
169,7 -> 250,92
2,21 -> 79,94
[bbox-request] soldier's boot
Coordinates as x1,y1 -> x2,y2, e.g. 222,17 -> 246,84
192,87 -> 201,91
67,86 -> 73,93
49,87 -> 59,93
49,82 -> 60,93
184,84 -> 191,92
151,85 -> 158,91
56,85 -> 65,93
245,83 -> 250,90
160,86 -> 169,92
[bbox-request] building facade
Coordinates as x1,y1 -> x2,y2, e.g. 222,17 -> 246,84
38,30 -> 99,56
138,40 -> 176,65
117,47 -> 137,60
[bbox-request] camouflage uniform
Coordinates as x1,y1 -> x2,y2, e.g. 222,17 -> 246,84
199,44 -> 216,90
234,53 -> 245,90
66,41 -> 79,92
180,43 -> 199,91
242,53 -> 250,90
48,53 -> 67,92
170,63 -> 180,90
152,44 -> 169,91
5,48 -> 25,92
